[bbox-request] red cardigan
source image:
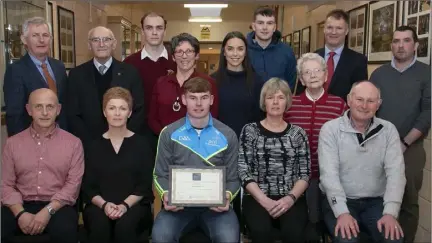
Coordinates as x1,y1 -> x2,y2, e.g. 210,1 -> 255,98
148,71 -> 219,134
284,92 -> 347,179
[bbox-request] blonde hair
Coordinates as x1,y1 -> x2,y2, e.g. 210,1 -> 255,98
259,78 -> 292,112
103,87 -> 133,110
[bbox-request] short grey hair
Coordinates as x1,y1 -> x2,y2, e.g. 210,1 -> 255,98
348,80 -> 382,100
259,77 -> 293,112
297,52 -> 327,75
87,26 -> 115,40
22,17 -> 52,36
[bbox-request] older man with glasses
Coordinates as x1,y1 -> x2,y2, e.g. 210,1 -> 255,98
66,26 -> 145,151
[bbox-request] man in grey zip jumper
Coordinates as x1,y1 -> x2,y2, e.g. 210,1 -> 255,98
151,77 -> 240,243
319,81 -> 406,243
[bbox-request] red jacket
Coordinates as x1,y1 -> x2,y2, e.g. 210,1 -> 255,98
148,71 -> 219,134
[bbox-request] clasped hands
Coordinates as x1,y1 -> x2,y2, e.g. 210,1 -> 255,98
103,202 -> 128,220
335,213 -> 404,241
17,208 -> 51,235
163,192 -> 231,213
261,196 -> 294,218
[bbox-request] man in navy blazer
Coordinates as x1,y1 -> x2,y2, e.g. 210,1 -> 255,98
296,9 -> 368,100
3,17 -> 68,136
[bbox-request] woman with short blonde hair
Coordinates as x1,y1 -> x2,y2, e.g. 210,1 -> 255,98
238,78 -> 311,243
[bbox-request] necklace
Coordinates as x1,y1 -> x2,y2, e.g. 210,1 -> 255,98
172,97 -> 181,112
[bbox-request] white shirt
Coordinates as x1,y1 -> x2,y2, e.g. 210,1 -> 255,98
141,46 -> 168,62
93,57 -> 113,75
305,88 -> 325,101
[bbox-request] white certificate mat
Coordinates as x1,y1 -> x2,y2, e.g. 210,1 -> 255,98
168,166 -> 226,207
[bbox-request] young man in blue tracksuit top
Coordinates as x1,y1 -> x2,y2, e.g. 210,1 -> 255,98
152,77 -> 240,243
247,6 -> 297,91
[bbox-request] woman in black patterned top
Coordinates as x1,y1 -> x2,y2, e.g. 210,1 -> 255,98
238,77 -> 311,243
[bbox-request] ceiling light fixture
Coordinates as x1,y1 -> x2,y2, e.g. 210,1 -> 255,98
188,17 -> 222,23
184,4 -> 228,8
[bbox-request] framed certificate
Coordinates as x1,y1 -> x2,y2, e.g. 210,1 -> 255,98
168,166 -> 226,207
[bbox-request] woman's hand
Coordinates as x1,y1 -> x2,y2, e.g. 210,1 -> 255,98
259,197 -> 280,215
269,196 -> 295,218
108,204 -> 127,220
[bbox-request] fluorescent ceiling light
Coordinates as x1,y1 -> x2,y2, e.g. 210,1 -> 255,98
188,17 -> 222,23
184,4 -> 228,8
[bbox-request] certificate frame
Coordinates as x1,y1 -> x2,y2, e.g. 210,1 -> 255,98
168,166 -> 226,207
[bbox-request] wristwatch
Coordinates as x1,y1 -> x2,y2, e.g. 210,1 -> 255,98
46,205 -> 56,215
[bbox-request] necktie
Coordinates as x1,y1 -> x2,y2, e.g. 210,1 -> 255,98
325,51 -> 336,91
98,65 -> 106,75
40,63 -> 57,94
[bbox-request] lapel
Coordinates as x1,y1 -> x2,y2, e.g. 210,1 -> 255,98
22,53 -> 48,88
328,47 -> 348,91
48,58 -> 62,93
110,58 -> 123,87
317,48 -> 325,58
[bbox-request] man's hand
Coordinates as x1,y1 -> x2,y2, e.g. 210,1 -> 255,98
163,192 -> 184,212
335,213 -> 360,240
377,214 -> 404,241
17,212 -> 35,234
210,192 -> 231,213
269,196 -> 294,218
28,208 -> 51,235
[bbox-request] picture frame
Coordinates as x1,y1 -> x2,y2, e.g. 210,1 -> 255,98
286,33 -> 292,47
300,26 -> 311,55
367,1 -> 400,63
46,2 -> 54,57
293,30 -> 301,59
348,4 -> 368,55
316,21 -> 325,50
57,6 -> 76,69
401,0 -> 431,64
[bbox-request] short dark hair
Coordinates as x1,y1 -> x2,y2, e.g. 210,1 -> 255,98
253,6 -> 275,21
141,12 -> 167,30
171,33 -> 200,55
326,9 -> 349,25
394,25 -> 418,42
183,77 -> 212,94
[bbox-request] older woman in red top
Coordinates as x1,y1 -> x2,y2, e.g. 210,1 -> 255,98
284,53 -> 347,225
148,33 -> 219,135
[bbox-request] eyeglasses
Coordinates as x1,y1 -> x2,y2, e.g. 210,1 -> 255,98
89,37 -> 114,44
174,49 -> 195,57
302,68 -> 325,76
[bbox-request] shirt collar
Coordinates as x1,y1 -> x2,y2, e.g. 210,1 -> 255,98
391,56 -> 417,73
29,124 -> 59,139
325,44 -> 344,56
184,114 -> 213,131
141,46 -> 168,61
305,88 -> 325,102
93,57 -> 113,70
29,53 -> 49,67
300,89 -> 329,105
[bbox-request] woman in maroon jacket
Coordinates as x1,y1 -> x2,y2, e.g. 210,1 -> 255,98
148,33 -> 219,135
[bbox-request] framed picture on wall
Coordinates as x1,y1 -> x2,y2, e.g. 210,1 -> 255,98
47,2 -> 54,57
367,1 -> 399,63
348,4 -> 368,55
300,26 -> 311,55
316,21 -> 325,49
286,33 -> 292,46
401,0 -> 431,64
57,6 -> 76,69
293,30 -> 301,59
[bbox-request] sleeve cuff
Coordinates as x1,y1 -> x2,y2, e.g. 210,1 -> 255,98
383,202 -> 401,218
330,200 -> 350,218
242,179 -> 256,189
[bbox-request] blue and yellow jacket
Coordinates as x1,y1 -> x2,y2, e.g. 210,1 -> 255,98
153,115 -> 240,202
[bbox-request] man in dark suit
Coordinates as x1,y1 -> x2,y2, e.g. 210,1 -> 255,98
296,9 -> 368,100
3,17 -> 68,136
67,26 -> 145,149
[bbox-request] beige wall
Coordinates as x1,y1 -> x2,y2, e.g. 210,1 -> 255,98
282,2 -> 431,242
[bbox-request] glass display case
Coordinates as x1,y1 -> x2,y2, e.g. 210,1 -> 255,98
3,1 -> 45,65
133,25 -> 142,52
121,23 -> 131,60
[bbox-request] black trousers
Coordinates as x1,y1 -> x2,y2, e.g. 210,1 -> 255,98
1,201 -> 78,243
83,203 -> 151,243
242,195 -> 309,243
